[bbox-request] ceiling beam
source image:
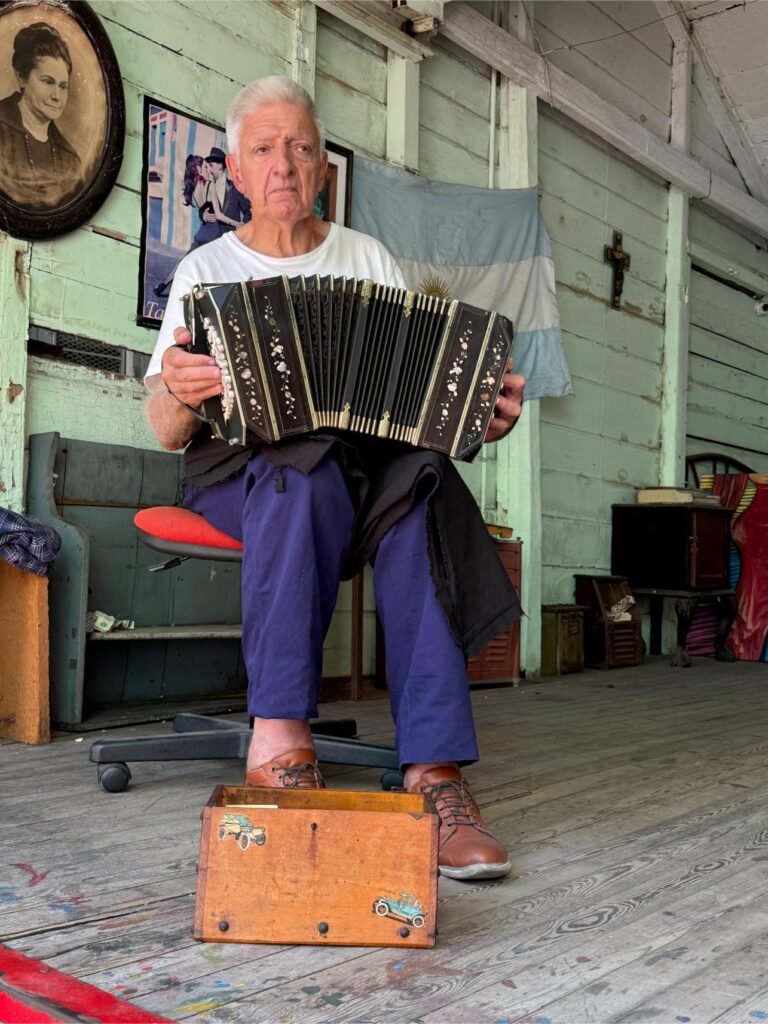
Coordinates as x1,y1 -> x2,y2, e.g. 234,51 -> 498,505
439,2 -> 768,239
691,52 -> 768,204
391,0 -> 444,21
314,1 -> 433,60
655,0 -> 768,204
653,0 -> 689,48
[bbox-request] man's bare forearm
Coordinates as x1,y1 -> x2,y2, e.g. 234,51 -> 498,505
146,393 -> 201,451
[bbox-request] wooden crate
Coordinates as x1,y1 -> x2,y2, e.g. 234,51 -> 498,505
195,786 -> 439,948
541,604 -> 586,676
573,575 -> 644,669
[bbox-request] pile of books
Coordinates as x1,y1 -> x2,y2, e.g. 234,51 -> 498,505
635,486 -> 721,506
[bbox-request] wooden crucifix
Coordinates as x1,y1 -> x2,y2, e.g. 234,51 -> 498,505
604,230 -> 631,309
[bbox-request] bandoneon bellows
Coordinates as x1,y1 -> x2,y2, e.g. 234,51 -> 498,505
184,275 -> 513,461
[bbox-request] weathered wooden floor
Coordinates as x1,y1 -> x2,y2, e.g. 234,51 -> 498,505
3,656 -> 768,1024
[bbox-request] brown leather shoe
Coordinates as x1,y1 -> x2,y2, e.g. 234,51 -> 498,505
408,765 -> 511,880
244,747 -> 325,789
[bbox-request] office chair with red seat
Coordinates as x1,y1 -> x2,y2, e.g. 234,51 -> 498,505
89,506 -> 401,792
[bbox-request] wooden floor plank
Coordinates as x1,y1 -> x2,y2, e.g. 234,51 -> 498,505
4,657 -> 768,1022
182,831 -> 768,1023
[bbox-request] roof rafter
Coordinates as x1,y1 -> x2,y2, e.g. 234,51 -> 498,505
439,1 -> 768,239
655,0 -> 768,203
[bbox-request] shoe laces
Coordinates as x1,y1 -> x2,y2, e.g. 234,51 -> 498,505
271,762 -> 323,788
423,778 -> 484,831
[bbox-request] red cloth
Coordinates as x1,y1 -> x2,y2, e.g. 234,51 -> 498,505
134,506 -> 242,551
712,472 -> 749,511
727,481 -> 768,661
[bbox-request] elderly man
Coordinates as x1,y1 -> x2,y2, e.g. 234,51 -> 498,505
145,75 -> 524,882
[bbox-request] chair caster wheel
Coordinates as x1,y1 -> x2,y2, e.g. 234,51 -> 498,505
380,769 -> 403,791
98,762 -> 131,793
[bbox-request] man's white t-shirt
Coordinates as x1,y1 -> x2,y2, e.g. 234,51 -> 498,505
145,222 -> 406,393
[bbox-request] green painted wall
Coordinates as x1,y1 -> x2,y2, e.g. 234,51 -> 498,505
535,110 -> 768,605
687,208 -> 768,472
537,109 -> 667,604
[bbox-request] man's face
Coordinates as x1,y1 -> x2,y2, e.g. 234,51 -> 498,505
206,160 -> 225,180
226,101 -> 327,225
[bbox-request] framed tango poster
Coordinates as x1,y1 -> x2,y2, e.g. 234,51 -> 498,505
137,97 -> 244,329
0,0 -> 125,240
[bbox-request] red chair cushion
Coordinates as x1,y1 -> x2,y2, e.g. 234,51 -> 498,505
134,506 -> 243,551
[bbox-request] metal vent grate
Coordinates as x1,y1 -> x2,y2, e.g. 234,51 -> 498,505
28,326 -> 150,380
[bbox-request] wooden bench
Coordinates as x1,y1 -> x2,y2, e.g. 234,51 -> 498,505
26,432 -> 245,727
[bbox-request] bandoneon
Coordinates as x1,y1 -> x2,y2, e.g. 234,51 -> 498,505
184,275 -> 513,462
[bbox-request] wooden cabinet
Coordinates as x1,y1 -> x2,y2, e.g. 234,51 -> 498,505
467,539 -> 522,683
611,504 -> 731,590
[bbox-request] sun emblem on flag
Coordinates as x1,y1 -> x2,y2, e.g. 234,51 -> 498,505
419,273 -> 451,300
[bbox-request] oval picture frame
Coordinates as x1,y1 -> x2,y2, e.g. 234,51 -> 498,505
0,0 -> 125,240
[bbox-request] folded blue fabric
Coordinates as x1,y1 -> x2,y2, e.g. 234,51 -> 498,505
0,506 -> 61,577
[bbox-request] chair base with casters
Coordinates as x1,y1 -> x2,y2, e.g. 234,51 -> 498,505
88,506 -> 402,793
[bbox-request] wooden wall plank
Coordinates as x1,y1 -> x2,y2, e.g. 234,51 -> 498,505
689,205 -> 768,279
420,37 -> 493,119
537,105 -> 665,602
690,327 -> 768,385
26,359 -> 160,450
315,8 -> 387,156
687,258 -> 768,469
419,126 -> 490,186
540,114 -> 670,218
690,353 -> 768,408
690,273 -> 768,347
420,83 -> 491,162
541,195 -> 666,290
0,237 -> 29,512
316,14 -> 387,103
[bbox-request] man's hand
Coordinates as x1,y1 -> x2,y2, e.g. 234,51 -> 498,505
485,361 -> 525,443
162,326 -> 222,409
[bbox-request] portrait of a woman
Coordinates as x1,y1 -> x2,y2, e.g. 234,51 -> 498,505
0,21 -> 82,209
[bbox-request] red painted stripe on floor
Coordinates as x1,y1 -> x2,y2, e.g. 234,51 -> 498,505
0,990 -> 60,1023
0,945 -> 172,1023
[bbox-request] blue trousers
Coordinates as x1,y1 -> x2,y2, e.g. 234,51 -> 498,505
184,452 -> 479,766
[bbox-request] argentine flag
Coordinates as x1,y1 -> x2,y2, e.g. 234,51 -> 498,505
351,158 -> 572,402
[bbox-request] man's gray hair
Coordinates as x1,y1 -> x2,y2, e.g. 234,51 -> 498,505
226,75 -> 326,157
